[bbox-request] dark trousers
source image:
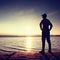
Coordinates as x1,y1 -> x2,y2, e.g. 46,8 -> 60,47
42,32 -> 51,52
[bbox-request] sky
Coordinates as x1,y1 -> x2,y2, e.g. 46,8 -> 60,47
0,0 -> 60,35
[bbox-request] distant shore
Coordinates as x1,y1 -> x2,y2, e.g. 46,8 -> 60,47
0,35 -> 60,37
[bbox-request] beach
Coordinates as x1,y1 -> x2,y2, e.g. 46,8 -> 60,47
0,36 -> 60,60
0,50 -> 60,60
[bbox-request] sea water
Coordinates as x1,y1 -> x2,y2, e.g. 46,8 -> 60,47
0,37 -> 60,52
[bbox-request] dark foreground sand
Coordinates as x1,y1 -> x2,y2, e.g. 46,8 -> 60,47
0,50 -> 60,60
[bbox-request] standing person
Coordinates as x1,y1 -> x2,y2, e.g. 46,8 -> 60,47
40,13 -> 53,53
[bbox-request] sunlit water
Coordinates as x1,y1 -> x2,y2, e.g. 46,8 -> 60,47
0,37 -> 60,52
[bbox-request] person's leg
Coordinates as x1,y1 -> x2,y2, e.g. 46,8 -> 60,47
47,35 -> 51,52
42,35 -> 45,52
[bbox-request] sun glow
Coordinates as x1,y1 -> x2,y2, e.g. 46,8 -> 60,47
0,9 -> 59,35
25,37 -> 33,51
24,26 -> 34,35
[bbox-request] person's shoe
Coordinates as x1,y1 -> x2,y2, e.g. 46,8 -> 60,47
39,51 -> 45,54
48,51 -> 52,53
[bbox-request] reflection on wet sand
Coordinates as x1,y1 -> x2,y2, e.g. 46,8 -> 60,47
0,51 -> 60,60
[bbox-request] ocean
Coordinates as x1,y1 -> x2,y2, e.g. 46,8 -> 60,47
0,36 -> 60,52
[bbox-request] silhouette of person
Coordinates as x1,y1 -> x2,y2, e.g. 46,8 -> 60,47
39,13 -> 53,53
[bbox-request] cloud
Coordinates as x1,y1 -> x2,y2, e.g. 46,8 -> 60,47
48,10 -> 60,16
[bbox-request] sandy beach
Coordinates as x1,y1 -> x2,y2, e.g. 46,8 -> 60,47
0,50 -> 60,60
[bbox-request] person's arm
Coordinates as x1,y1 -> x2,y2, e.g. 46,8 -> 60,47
39,21 -> 43,30
49,21 -> 53,31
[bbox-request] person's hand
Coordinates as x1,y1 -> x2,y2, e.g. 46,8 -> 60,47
49,29 -> 51,31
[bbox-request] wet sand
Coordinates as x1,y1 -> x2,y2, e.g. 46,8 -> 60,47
0,50 -> 60,60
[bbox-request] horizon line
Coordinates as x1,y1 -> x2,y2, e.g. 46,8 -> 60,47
0,34 -> 60,37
